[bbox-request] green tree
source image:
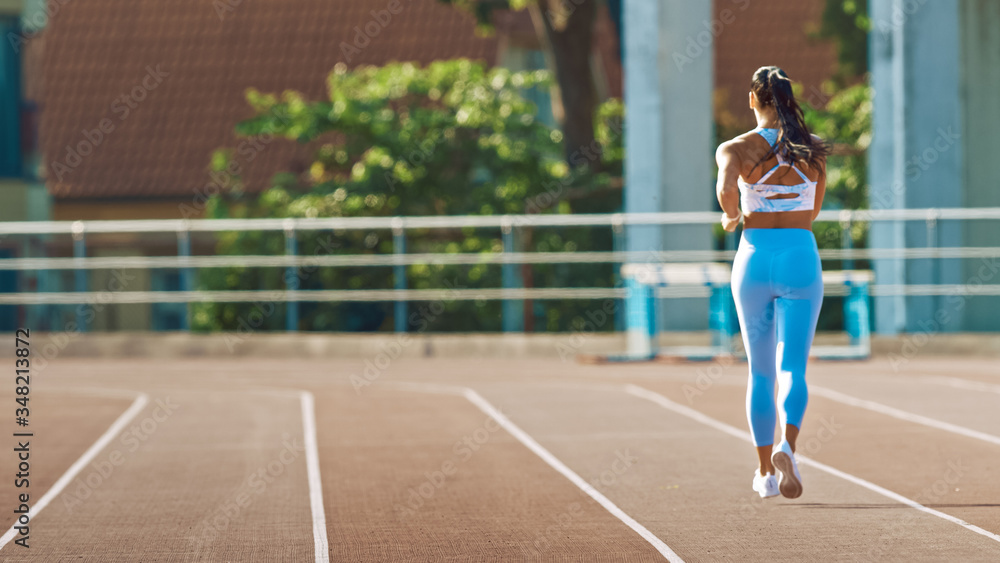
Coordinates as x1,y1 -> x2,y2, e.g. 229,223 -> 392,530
802,82 -> 873,280
816,0 -> 871,80
194,60 -> 623,333
440,0 -> 604,168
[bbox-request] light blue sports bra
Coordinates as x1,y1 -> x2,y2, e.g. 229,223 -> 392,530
737,128 -> 816,213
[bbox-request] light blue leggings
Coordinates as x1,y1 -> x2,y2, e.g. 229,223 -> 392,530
732,228 -> 824,447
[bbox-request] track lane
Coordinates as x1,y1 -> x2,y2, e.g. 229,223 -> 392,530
469,379 -> 1000,562
631,374 -> 1000,549
1,390 -> 313,562
316,383 -> 668,561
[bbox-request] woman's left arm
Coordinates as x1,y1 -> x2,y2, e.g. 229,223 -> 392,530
715,141 -> 743,232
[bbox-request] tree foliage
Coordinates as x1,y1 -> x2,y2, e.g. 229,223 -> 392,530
801,82 -> 873,279
439,0 -> 604,167
816,0 -> 871,80
194,60 -> 623,333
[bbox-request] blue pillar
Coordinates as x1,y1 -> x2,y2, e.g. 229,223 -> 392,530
501,219 -> 523,332
72,222 -> 87,332
623,0 -> 662,255
624,0 -> 714,336
0,16 -> 22,177
177,228 -> 193,331
392,220 -> 407,333
957,0 -> 1000,330
284,223 -> 299,332
612,215 -> 625,332
841,213 -> 855,272
624,277 -> 655,358
623,0 -> 662,349
869,0 -> 965,334
845,280 -> 871,351
709,284 -> 736,353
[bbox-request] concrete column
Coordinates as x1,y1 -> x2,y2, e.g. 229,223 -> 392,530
624,0 -> 714,337
658,0 -> 714,330
623,0 -> 662,255
868,0 -> 965,334
960,0 -> 1000,330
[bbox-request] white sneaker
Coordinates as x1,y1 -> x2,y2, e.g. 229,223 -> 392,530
752,471 -> 779,498
771,441 -> 803,499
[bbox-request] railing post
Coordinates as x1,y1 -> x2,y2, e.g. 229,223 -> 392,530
926,208 -> 939,315
611,213 -> 625,332
284,219 -> 299,332
845,276 -> 872,357
501,217 -> 523,332
709,283 -> 736,354
625,276 -> 655,359
71,221 -> 87,332
392,218 -> 407,333
925,209 -> 939,247
840,209 -> 854,272
177,225 -> 193,331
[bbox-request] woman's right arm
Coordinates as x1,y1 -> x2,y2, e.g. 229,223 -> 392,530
812,158 -> 827,221
811,135 -> 827,221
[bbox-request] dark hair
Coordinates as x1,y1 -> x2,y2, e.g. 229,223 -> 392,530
750,66 -> 831,171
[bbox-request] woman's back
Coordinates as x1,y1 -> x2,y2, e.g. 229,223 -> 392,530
724,128 -> 826,230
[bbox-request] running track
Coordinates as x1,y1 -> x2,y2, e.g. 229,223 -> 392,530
1,356 -> 999,562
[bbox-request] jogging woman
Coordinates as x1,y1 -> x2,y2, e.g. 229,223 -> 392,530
714,66 -> 831,499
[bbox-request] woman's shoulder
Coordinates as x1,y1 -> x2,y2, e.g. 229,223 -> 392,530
716,132 -> 762,162
718,131 -> 758,151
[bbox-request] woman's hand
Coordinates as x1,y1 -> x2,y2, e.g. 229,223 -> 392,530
721,211 -> 742,232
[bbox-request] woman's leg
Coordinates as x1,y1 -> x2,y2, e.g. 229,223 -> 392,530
774,297 -> 820,450
744,303 -> 777,475
773,242 -> 824,451
732,243 -> 779,475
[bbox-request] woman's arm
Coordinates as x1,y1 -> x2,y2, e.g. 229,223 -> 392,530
715,141 -> 743,232
812,158 -> 827,221
811,135 -> 827,221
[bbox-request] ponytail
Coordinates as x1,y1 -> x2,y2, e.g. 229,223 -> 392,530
750,66 -> 831,171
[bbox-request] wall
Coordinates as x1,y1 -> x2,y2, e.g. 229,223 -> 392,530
868,0 -> 966,334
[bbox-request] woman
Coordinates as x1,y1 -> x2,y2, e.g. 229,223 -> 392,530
715,66 -> 831,499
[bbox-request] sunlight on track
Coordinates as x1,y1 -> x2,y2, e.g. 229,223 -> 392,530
625,384 -> 1000,546
400,382 -> 685,562
810,386 -> 1000,447
0,392 -> 149,551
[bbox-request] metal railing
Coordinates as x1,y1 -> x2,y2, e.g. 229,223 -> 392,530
1,208 -> 997,332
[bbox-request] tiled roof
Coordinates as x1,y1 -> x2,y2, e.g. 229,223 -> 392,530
40,0 -> 830,203
714,0 -> 838,131
41,0 -> 501,201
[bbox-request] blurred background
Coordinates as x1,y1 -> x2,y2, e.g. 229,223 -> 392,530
0,0 -> 997,352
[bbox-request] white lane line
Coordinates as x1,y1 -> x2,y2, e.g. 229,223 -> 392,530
810,385 -> 1000,447
300,391 -> 330,563
458,387 -> 684,563
917,375 -> 1000,396
0,392 -> 150,550
625,384 -> 1000,545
